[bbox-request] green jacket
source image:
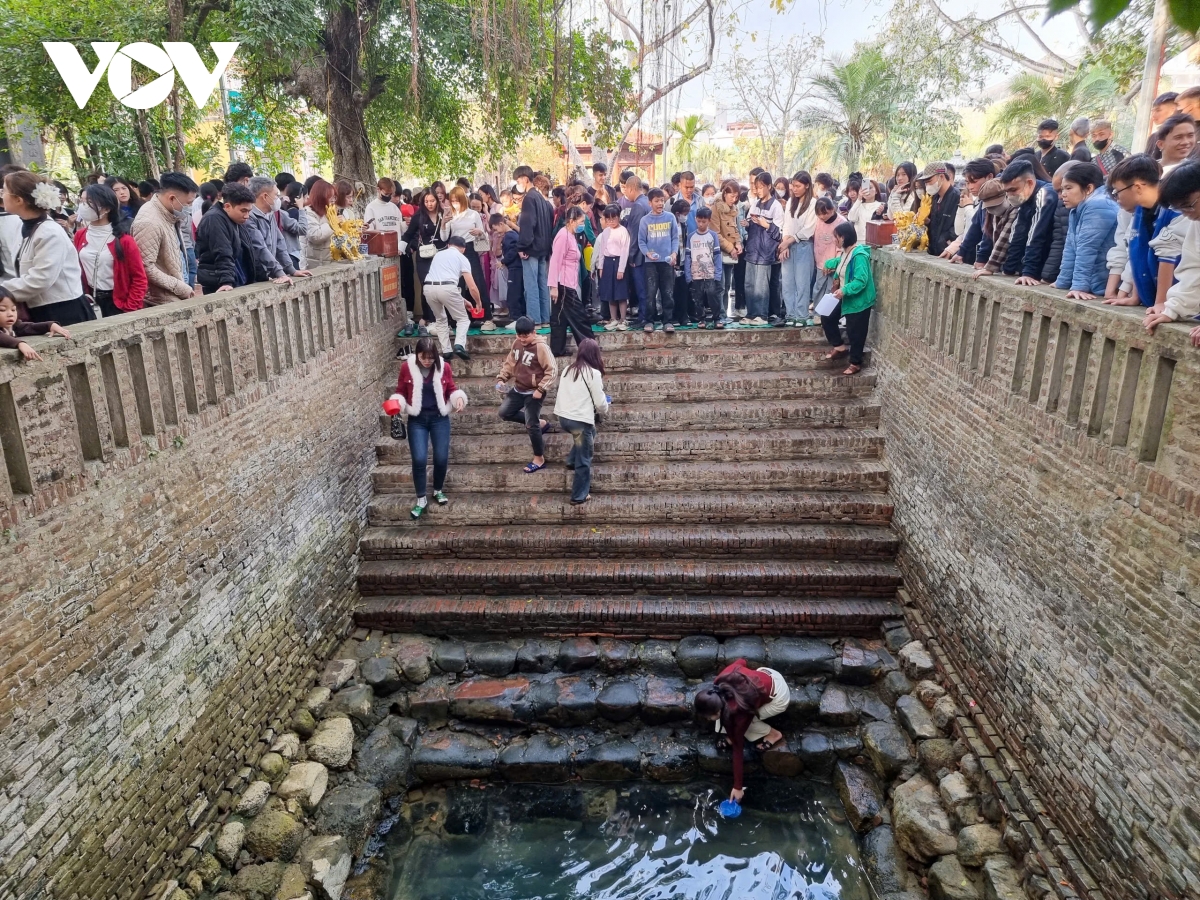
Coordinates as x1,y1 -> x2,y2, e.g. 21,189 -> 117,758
823,244 -> 876,315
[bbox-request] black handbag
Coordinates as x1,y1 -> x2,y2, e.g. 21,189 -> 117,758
391,415 -> 407,441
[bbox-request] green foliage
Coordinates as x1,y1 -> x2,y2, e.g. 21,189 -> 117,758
1079,0 -> 1195,93
669,114 -> 711,169
989,66 -> 1119,148
1047,0 -> 1197,34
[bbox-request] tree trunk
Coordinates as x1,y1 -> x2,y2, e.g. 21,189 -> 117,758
62,125 -> 88,184
134,108 -> 162,180
323,4 -> 376,189
167,0 -> 187,169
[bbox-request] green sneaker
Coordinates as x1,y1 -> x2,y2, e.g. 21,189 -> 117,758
434,491 -> 449,505
410,502 -> 426,519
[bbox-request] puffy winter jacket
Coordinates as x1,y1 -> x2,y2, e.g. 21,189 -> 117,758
1053,191 -> 1119,294
1003,181 -> 1059,278
196,205 -> 254,293
1039,199 -> 1070,284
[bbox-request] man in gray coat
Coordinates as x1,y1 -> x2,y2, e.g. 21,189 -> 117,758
246,176 -> 313,284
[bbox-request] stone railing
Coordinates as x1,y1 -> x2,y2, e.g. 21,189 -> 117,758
0,259 -> 386,527
869,249 -> 1199,900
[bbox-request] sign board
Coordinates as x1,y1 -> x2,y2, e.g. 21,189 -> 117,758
380,263 -> 399,301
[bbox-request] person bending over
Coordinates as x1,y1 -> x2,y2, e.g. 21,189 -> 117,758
694,657 -> 792,803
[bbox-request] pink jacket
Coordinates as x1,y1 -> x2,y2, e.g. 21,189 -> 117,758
814,214 -> 847,270
548,227 -> 581,292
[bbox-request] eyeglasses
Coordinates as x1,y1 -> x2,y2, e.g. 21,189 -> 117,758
1174,195 -> 1200,213
1111,184 -> 1135,198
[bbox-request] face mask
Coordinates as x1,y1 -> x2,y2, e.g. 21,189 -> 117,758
1093,139 -> 1109,151
574,223 -> 585,234
1037,139 -> 1054,150
704,195 -> 715,206
1003,194 -> 1020,209
776,189 -> 786,199
272,197 -> 282,211
78,204 -> 100,224
381,194 -> 392,202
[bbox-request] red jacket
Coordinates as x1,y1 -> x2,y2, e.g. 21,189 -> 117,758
391,354 -> 468,417
73,231 -> 148,312
715,659 -> 775,791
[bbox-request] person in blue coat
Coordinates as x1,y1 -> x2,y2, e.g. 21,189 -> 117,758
1053,163 -> 1119,299
1104,154 -> 1183,310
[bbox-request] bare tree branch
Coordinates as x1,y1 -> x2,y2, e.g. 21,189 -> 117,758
928,0 -> 1067,77
1005,0 -> 1070,69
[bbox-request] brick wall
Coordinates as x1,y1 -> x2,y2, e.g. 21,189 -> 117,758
0,260 -> 400,899
870,251 -> 1199,899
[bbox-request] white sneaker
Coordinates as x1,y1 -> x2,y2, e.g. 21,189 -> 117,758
480,321 -> 497,332
505,321 -> 518,331
739,317 -> 752,325
616,321 -> 629,331
604,321 -> 619,331
749,317 -> 767,326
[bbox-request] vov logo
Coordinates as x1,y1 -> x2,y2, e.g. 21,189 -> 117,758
42,42 -> 239,110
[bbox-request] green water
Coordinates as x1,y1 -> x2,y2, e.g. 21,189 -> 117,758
386,782 -> 871,900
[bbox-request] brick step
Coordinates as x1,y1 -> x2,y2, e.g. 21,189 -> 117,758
438,345 -> 872,378
416,398 -> 880,437
352,594 -> 901,637
368,490 -> 893,528
359,523 -> 900,561
461,325 -> 831,355
453,368 -> 877,407
356,558 -> 902,597
376,427 -> 884,465
371,458 -> 889,495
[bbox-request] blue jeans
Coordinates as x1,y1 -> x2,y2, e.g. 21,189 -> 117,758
782,240 -> 814,318
407,410 -> 450,498
186,246 -> 198,287
559,416 -> 596,502
626,264 -> 646,318
521,256 -> 551,324
745,263 -> 772,319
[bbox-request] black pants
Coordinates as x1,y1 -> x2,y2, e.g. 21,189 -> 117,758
673,272 -> 691,324
95,289 -> 123,319
769,262 -> 783,319
550,284 -> 593,357
28,295 -> 94,326
821,303 -> 872,366
498,389 -> 545,457
642,261 -> 675,324
691,279 -> 722,323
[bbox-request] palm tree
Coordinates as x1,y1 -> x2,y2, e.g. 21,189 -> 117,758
669,114 -> 711,171
990,66 -> 1119,150
797,46 -> 893,174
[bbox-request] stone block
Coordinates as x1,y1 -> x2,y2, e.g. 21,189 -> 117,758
355,727 -> 411,797
235,863 -> 286,898
408,681 -> 450,724
577,739 -> 641,781
216,821 -> 245,867
320,660 -> 357,690
818,684 -> 859,725
956,823 -> 1003,868
722,636 -> 766,669
276,863 -> 309,900
834,760 -> 883,832
861,825 -> 907,895
879,670 -> 914,706
244,810 -> 305,862
237,780 -> 272,816
883,625 -> 913,653
919,738 -> 959,781
298,835 -> 352,900
637,640 -> 679,675
839,639 -> 883,685
546,676 -> 600,726
929,855 -> 981,900
898,643 -> 935,680
931,695 -> 959,731
360,656 -> 403,695
450,677 -> 531,724
433,641 -> 467,674
897,695 -> 940,740
330,684 -> 377,727
676,636 -> 719,677
383,715 -> 421,747
558,637 -> 599,672
915,680 -> 947,707
862,721 -> 913,780
412,731 -> 498,781
779,681 -> 825,726
797,730 -> 835,774
597,639 -> 636,672
315,783 -> 382,858
307,717 -> 354,769
640,733 -> 698,782
597,680 -> 641,722
766,637 -> 838,676
762,742 -> 803,777
278,762 -> 329,812
393,637 -> 435,683
981,857 -> 1024,900
640,677 -> 690,725
939,772 -> 980,828
892,774 -> 958,862
498,733 -> 573,783
468,641 -> 518,677
516,639 -> 560,673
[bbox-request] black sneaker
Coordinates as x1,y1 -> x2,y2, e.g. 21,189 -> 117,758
453,344 -> 471,361
442,351 -> 454,362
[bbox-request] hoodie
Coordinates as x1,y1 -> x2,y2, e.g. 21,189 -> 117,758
638,210 -> 680,263
498,334 -> 558,394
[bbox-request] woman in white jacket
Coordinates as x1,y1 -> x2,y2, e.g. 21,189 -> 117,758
553,337 -> 610,505
2,171 -> 91,324
846,181 -> 885,243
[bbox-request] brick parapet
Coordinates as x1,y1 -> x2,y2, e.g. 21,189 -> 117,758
870,250 -> 1199,900
0,260 -> 400,899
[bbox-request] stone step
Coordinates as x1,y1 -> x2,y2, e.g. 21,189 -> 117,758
371,458 -> 889,495
375,427 -> 885,465
453,368 -> 878,407
435,344 -> 873,378
353,594 -> 901,637
458,325 -> 831,356
357,558 -> 902,597
423,398 -> 880,436
359,523 -> 900,562
367,489 -> 894,528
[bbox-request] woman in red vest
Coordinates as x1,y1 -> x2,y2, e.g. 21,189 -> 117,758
694,657 -> 791,802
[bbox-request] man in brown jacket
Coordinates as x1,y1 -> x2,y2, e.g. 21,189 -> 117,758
131,171 -> 199,305
495,315 -> 558,473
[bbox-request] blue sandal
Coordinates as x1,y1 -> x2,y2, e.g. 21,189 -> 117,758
523,462 -> 547,473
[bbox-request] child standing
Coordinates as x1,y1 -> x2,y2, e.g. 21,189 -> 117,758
593,204 -> 630,330
0,288 -> 71,360
685,207 -> 725,329
811,197 -> 847,302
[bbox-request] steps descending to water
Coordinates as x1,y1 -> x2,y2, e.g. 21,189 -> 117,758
354,326 -> 902,636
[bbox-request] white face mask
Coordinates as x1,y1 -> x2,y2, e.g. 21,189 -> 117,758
272,196 -> 282,211
78,204 -> 100,224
